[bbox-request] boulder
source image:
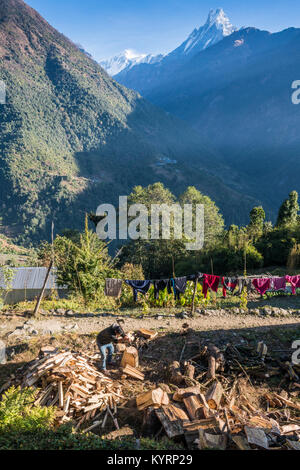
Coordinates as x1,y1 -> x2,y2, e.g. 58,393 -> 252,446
0,340 -> 6,364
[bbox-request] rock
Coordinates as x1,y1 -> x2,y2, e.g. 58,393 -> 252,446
156,315 -> 163,320
0,340 -> 6,365
251,309 -> 260,316
56,308 -> 66,315
30,329 -> 39,335
65,310 -> 74,316
175,311 -> 189,319
8,328 -> 25,338
39,309 -> 48,316
263,307 -> 272,316
63,323 -> 78,331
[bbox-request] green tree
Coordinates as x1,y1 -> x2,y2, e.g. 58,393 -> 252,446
54,217 -> 119,304
276,191 -> 299,227
179,186 -> 224,248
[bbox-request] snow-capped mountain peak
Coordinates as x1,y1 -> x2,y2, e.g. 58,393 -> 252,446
100,49 -> 163,76
169,8 -> 237,58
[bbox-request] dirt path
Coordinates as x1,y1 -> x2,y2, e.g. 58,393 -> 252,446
1,312 -> 300,340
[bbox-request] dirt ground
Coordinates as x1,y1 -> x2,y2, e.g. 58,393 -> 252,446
1,311 -> 300,338
1,309 -> 300,442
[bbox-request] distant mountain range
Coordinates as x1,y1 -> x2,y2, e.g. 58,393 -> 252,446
101,9 -> 237,78
100,49 -> 163,77
0,0 -> 256,242
111,10 -> 300,214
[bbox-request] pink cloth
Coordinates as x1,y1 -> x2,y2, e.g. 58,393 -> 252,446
272,277 -> 286,291
252,278 -> 271,296
285,275 -> 300,294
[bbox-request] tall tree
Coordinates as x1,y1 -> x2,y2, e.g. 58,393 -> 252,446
248,206 -> 265,239
179,186 -> 224,248
276,191 -> 299,227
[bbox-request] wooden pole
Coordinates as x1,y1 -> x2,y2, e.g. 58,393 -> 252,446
33,261 -> 53,316
191,278 -> 198,315
210,258 -> 214,275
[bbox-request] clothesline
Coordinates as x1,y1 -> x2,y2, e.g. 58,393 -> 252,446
105,273 -> 300,302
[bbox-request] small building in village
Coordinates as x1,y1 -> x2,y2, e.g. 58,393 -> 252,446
0,267 -> 67,305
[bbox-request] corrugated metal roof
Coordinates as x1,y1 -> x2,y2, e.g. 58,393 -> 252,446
0,267 -> 63,290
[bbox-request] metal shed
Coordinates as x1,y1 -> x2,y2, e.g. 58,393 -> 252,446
0,267 -> 67,305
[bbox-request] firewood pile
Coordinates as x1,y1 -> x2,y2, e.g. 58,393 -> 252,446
0,348 -> 124,431
138,338 -> 300,450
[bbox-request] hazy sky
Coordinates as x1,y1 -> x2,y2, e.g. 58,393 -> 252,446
26,0 -> 300,60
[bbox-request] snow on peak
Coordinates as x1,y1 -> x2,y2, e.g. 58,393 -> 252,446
170,8 -> 237,58
206,8 -> 235,36
100,49 -> 163,76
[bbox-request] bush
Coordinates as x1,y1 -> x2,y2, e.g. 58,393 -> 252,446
0,386 -> 55,433
0,387 -> 183,450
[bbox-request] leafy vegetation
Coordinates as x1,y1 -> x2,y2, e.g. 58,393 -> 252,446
0,386 -> 181,450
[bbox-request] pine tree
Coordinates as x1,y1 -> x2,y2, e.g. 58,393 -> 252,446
276,191 -> 299,227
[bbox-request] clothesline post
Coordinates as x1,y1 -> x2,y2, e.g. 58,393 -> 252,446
191,278 -> 198,316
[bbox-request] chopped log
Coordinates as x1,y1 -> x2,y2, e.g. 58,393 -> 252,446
183,394 -> 205,420
232,435 -> 251,450
136,387 -> 168,411
121,347 -> 139,368
168,361 -> 184,385
204,343 -> 225,379
142,406 -> 162,437
173,386 -> 200,402
281,424 -> 300,434
122,364 -> 144,381
184,362 -> 195,380
137,329 -> 157,340
58,381 -> 64,408
198,431 -> 227,450
115,343 -> 126,353
104,426 -> 134,441
286,439 -> 300,450
183,417 -> 218,433
207,356 -> 216,379
244,426 -> 269,449
83,420 -> 101,433
273,393 -> 300,411
155,404 -> 189,438
206,381 -> 223,409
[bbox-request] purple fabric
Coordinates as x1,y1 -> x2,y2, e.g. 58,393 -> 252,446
272,277 -> 286,291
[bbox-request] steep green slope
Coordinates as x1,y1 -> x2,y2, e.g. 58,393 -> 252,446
0,0 -> 258,242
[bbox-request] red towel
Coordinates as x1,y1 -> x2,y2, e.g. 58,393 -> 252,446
252,278 -> 271,296
203,274 -> 220,298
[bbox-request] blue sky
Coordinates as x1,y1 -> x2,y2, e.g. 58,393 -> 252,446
26,0 -> 300,60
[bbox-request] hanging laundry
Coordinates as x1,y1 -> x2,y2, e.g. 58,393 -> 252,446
271,277 -> 286,291
202,274 -> 220,298
187,272 -> 204,281
171,276 -> 188,300
222,277 -> 238,297
234,277 -> 254,295
285,275 -> 300,294
252,278 -> 271,296
153,279 -> 172,299
105,278 -> 122,298
125,280 -> 151,302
